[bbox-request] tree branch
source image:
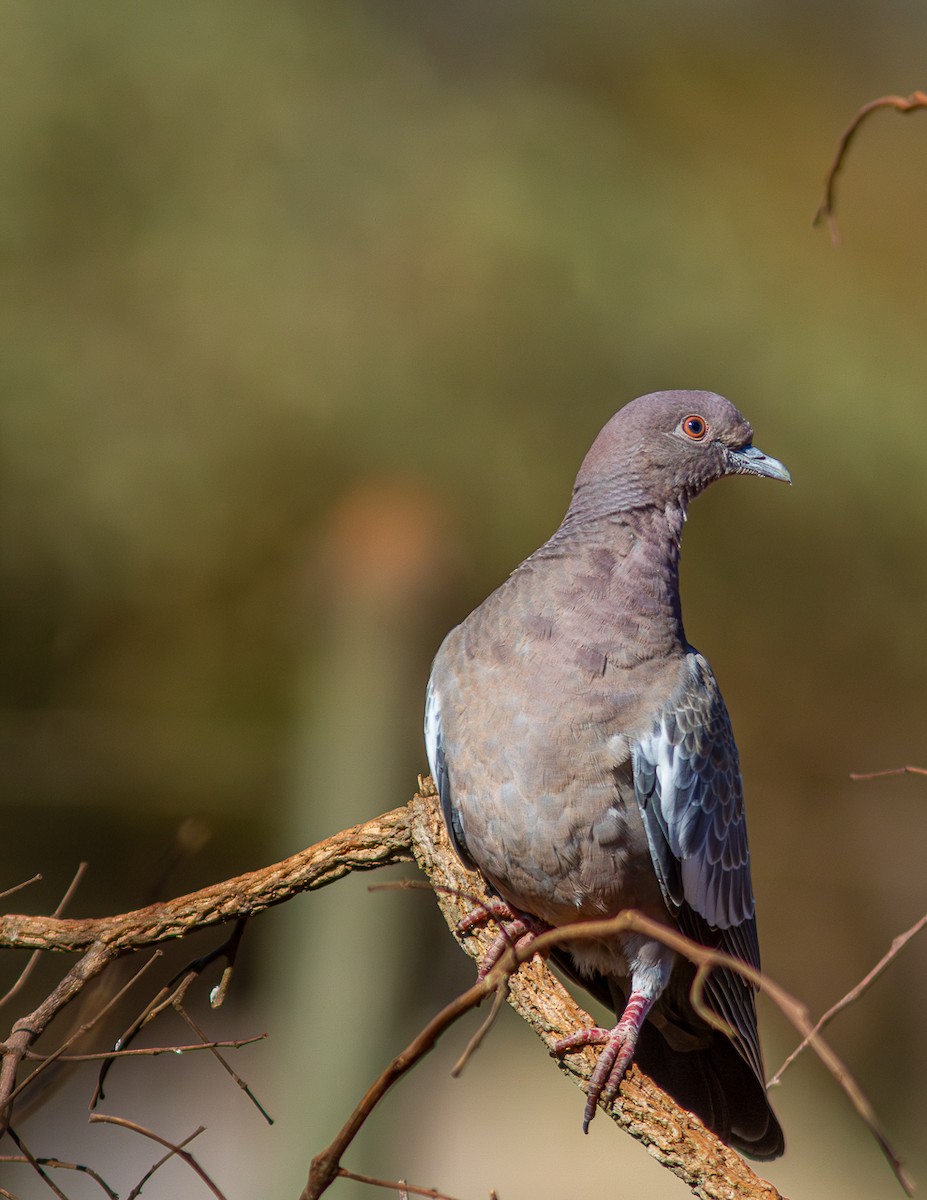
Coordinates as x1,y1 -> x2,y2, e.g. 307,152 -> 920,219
0,807 -> 413,955
814,90 -> 927,243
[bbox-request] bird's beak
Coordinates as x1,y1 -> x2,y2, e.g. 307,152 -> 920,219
726,443 -> 792,484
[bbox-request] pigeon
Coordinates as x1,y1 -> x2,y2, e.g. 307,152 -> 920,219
424,390 -> 787,1158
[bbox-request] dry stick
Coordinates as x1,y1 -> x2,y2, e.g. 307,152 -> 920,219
850,764 -> 927,781
93,918 -> 252,1107
0,1153 -> 118,1200
89,1114 -> 227,1200
174,1002 -> 273,1124
450,980 -> 508,1077
304,975 -> 493,1200
769,911 -> 927,1086
814,90 -> 927,243
0,864 -> 88,1011
91,969 -> 200,1109
0,941 -> 117,1133
1,951 -> 162,1122
127,1126 -> 208,1200
4,1126 -> 70,1200
0,875 -> 43,904
337,1169 -> 466,1200
23,1033 -> 267,1064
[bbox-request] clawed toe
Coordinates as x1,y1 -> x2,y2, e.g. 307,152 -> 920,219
551,1026 -> 611,1054
554,991 -> 654,1132
456,899 -> 550,978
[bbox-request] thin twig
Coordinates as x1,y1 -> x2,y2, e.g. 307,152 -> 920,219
0,942 -> 119,1132
23,1032 -> 267,1063
2,952 -> 161,1121
173,1003 -> 273,1124
769,912 -> 927,1086
4,1127 -> 70,1200
126,1126 -> 207,1200
0,1153 -> 118,1199
450,978 -> 508,1078
850,764 -> 927,781
304,974 -> 493,1200
93,918 -> 253,1107
92,968 -> 198,1108
337,1169 -> 468,1200
0,865 -> 87,1011
815,90 -> 927,243
0,875 -> 43,904
89,1114 -> 227,1200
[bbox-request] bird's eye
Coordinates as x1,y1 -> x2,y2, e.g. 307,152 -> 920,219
681,415 -> 708,441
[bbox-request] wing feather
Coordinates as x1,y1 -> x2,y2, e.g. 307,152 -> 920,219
424,674 -> 475,868
632,650 -> 765,1081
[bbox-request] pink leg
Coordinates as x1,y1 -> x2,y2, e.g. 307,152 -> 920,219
457,897 -> 550,978
553,991 -> 654,1132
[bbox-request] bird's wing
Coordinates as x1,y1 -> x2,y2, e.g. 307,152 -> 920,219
424,673 -> 475,868
632,650 -> 764,1078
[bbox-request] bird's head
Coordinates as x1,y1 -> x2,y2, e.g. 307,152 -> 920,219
571,390 -> 791,515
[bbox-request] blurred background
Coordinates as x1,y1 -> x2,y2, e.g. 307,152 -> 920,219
1,1 -> 925,1197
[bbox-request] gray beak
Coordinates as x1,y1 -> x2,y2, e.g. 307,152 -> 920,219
727,443 -> 792,484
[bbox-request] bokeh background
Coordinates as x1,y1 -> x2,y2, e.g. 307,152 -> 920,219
1,2 -> 926,1198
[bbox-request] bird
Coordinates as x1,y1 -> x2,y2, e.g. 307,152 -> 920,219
424,390 -> 788,1159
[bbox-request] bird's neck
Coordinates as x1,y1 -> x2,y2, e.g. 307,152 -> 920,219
533,502 -> 688,661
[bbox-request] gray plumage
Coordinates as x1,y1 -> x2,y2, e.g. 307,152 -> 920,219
425,391 -> 788,1158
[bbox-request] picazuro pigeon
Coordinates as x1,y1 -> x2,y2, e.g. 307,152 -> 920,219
425,390 -> 788,1158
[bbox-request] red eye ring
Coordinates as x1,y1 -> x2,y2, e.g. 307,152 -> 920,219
681,414 -> 708,441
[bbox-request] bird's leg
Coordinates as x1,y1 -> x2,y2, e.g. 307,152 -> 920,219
552,991 -> 654,1132
457,897 -> 551,978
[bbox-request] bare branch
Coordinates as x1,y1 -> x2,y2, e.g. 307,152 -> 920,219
0,808 -> 412,956
0,943 -> 120,1131
769,912 -> 927,1085
815,90 -> 927,243
0,876 -> 43,904
850,764 -> 927,781
1,951 -> 161,1127
22,1033 -> 267,1063
126,1126 -> 207,1200
304,972 -> 492,1199
173,1002 -> 273,1124
0,864 -> 87,1011
337,1169 -> 469,1200
4,1126 -> 70,1200
0,1151 -> 118,1199
89,1114 -> 227,1200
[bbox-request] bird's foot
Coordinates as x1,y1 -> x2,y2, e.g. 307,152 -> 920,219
552,991 -> 653,1132
457,898 -> 550,978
